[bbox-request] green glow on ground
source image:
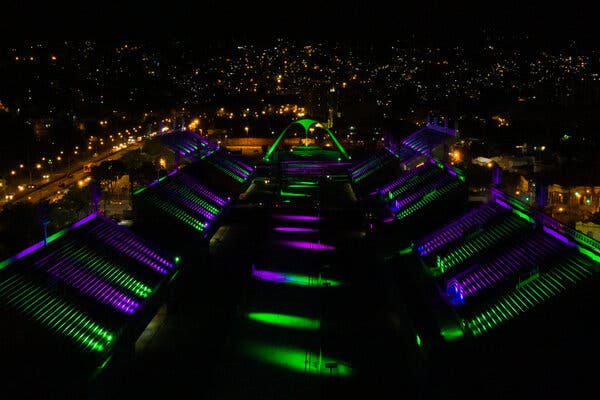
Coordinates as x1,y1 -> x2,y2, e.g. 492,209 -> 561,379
242,341 -> 353,377
440,326 -> 464,341
280,190 -> 310,197
399,247 -> 413,255
288,184 -> 318,189
285,273 -> 343,287
247,312 -> 321,330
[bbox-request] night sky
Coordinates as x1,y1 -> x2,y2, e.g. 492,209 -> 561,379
2,1 -> 598,47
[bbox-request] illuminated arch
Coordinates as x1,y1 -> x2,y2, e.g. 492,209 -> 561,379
263,118 -> 350,162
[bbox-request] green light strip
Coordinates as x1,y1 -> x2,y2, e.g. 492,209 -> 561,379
580,247 -> 600,264
324,127 -> 350,160
0,213 -> 98,271
389,167 -> 438,199
352,158 -> 378,177
211,161 -> 246,183
54,242 -> 153,298
513,209 -> 535,224
396,180 -> 462,221
220,157 -> 251,178
465,254 -> 595,336
164,181 -> 221,214
0,275 -> 114,352
354,159 -> 391,182
146,192 -> 206,231
435,214 -> 529,273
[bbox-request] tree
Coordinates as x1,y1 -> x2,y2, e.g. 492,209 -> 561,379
92,160 -> 127,193
50,185 -> 92,231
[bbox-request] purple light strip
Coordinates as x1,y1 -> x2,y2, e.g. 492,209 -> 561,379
100,233 -> 169,274
455,233 -> 559,299
543,226 -> 577,247
271,214 -> 322,221
221,155 -> 253,173
90,221 -> 172,273
234,158 -> 254,173
0,213 -> 99,271
71,212 -> 99,229
350,160 -> 371,174
103,225 -> 173,268
90,219 -> 173,268
494,198 -> 512,210
351,157 -> 380,178
176,195 -> 216,221
379,163 -> 431,194
43,255 -> 139,314
272,214 -> 322,221
415,204 -> 501,256
273,227 -> 319,233
178,143 -> 196,154
178,173 -> 229,206
147,178 -> 161,189
222,161 -> 250,178
393,176 -> 452,210
11,241 -> 45,263
189,131 -> 215,149
278,240 -> 336,251
163,179 -> 224,213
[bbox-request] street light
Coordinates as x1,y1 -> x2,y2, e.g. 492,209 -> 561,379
244,126 -> 249,137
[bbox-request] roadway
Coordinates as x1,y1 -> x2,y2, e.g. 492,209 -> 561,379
0,140 -> 144,210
